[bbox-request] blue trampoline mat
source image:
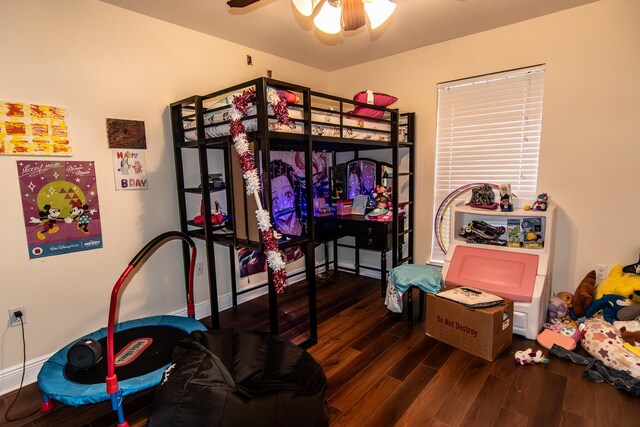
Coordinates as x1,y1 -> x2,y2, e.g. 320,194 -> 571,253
38,315 -> 206,407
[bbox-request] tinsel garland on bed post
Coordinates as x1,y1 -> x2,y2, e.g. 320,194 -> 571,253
229,87 -> 291,293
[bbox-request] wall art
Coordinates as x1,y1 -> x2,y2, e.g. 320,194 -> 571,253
17,160 -> 102,258
1,101 -> 72,156
112,149 -> 147,190
106,118 -> 146,149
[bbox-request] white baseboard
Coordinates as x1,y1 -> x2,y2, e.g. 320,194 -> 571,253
0,354 -> 52,398
0,264 -> 314,397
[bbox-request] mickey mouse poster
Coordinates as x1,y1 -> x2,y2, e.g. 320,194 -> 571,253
17,160 -> 103,259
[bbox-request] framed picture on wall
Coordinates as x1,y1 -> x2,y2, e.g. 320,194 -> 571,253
106,118 -> 147,149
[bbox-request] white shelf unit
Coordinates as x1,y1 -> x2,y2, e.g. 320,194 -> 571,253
442,201 -> 557,339
449,201 -> 556,258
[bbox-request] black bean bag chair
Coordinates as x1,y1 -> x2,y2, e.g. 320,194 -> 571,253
146,329 -> 328,427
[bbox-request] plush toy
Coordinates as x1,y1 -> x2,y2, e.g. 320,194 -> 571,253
572,270 -> 596,318
584,294 -> 630,323
595,265 -> 640,304
556,291 -> 573,309
619,326 -> 640,345
623,251 -> 640,275
515,348 -> 550,365
617,304 -> 640,321
548,297 -> 568,321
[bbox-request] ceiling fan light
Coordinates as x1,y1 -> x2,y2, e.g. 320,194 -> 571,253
313,0 -> 343,34
292,0 -> 320,17
363,0 -> 396,29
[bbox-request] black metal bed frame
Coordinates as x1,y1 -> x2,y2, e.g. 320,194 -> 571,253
170,77 -> 415,349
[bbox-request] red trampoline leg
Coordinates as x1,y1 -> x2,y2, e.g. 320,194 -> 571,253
40,394 -> 54,412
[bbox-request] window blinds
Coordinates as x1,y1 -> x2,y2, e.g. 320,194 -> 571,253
430,65 -> 545,263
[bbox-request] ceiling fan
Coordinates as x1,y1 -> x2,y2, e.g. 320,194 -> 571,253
227,0 -> 396,34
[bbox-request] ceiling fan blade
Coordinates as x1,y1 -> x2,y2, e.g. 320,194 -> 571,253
227,0 -> 261,8
342,0 -> 365,31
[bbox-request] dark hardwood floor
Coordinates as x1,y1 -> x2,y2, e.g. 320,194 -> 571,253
2,272 -> 639,426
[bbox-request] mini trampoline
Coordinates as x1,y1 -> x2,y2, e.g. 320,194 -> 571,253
37,231 -> 207,427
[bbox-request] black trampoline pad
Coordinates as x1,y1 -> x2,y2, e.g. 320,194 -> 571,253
64,325 -> 187,385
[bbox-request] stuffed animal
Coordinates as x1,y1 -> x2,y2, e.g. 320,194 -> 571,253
623,252 -> 640,275
524,193 -> 548,211
556,291 -> 573,309
584,294 -> 630,323
619,326 -> 640,346
572,270 -> 596,318
617,304 -> 640,321
515,348 -> 550,365
548,297 -> 568,321
595,265 -> 640,304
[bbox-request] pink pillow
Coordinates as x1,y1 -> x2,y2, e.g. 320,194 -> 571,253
276,89 -> 299,105
350,90 -> 398,119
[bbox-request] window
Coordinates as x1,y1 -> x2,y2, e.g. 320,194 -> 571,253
430,65 -> 545,263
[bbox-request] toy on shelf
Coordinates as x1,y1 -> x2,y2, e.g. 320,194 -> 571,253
499,183 -> 513,212
524,193 -> 548,211
507,218 -> 521,248
198,173 -> 226,190
466,184 -> 498,210
193,200 -> 226,226
365,184 -> 392,221
459,220 -> 506,246
521,218 -> 543,249
515,348 -> 550,365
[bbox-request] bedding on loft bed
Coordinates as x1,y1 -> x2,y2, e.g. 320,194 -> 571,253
181,87 -> 410,144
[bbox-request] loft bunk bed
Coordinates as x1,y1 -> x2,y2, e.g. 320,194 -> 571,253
170,77 -> 415,348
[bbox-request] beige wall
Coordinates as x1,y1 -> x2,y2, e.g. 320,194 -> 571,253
0,0 -> 327,379
328,0 -> 640,294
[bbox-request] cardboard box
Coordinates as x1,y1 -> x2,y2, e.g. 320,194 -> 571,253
426,291 -> 514,361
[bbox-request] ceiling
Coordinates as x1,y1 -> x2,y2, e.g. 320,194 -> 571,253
100,0 -> 598,71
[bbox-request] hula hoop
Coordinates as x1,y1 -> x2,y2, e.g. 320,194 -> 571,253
434,183 -> 503,254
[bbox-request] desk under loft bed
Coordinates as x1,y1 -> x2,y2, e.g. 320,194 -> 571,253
170,78 -> 415,348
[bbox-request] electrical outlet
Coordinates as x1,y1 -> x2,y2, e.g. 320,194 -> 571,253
246,55 -> 253,66
9,307 -> 26,327
595,264 -> 607,280
195,262 -> 204,276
